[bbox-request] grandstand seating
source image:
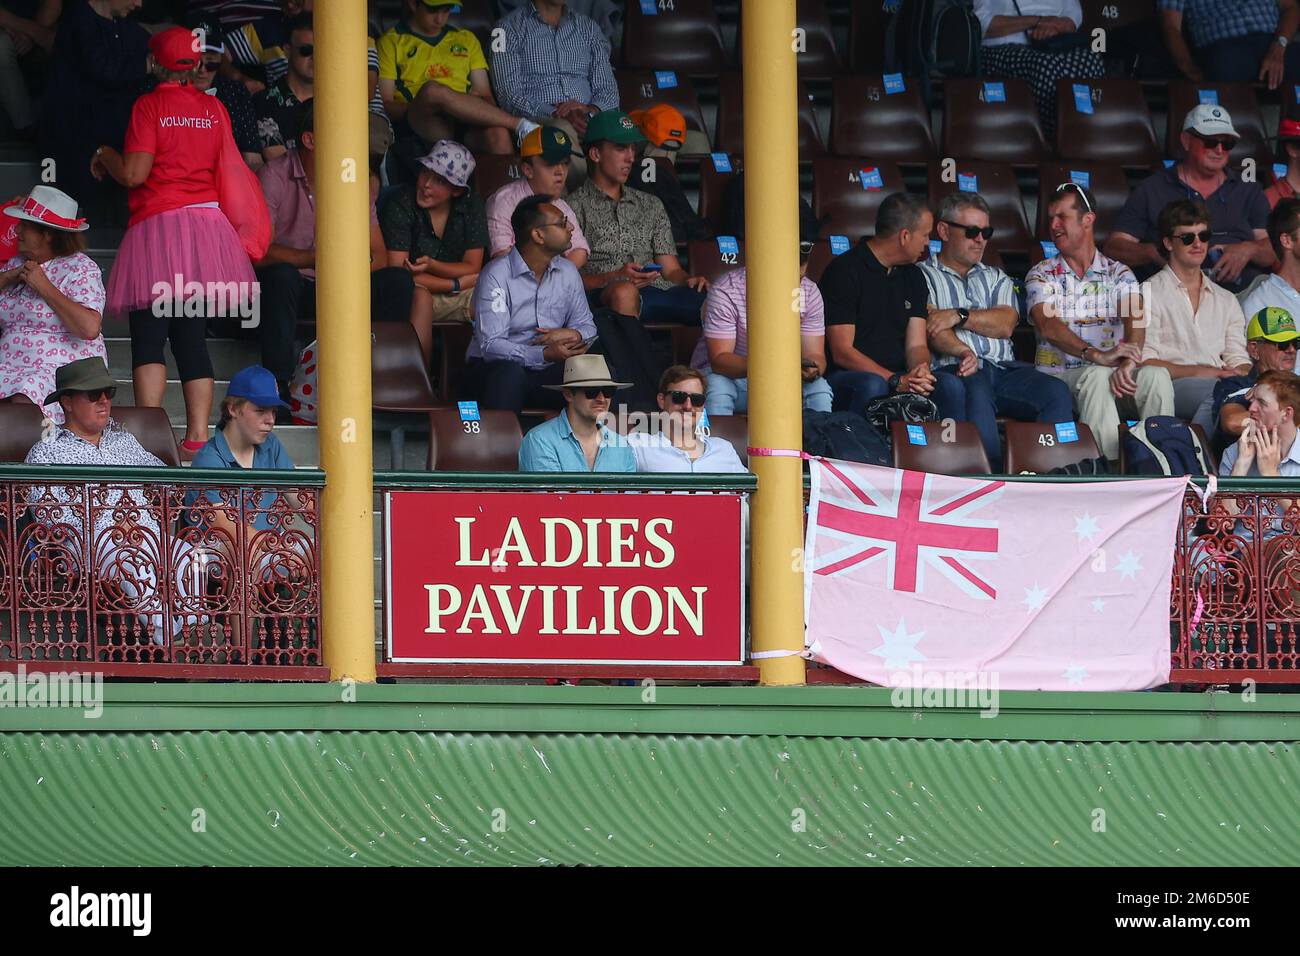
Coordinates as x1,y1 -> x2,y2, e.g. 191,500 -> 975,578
891,421 -> 991,475
111,406 -> 182,466
622,0 -> 729,74
697,153 -> 739,232
926,160 -> 1034,259
830,75 -> 936,161
943,78 -> 1049,166
615,70 -> 711,154
1055,79 -> 1160,167
714,72 -> 825,158
687,237 -> 746,282
1079,0 -> 1158,33
705,414 -> 749,465
447,0 -> 498,53
848,0 -> 888,73
0,404 -> 45,463
735,0 -> 841,77
1003,422 -> 1101,475
472,155 -> 524,201
1165,81 -> 1272,171
1035,162 -> 1131,245
812,157 -> 906,239
1117,422 -> 1218,474
428,408 -> 523,471
371,322 -> 439,469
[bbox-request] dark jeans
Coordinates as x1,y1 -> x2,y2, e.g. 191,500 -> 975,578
639,284 -> 706,325
826,369 -> 965,424
240,264 -> 415,385
1199,32 -> 1300,83
462,358 -> 566,416
935,361 -> 1074,471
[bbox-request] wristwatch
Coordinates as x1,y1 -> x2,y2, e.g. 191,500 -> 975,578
1278,35 -> 1290,48
887,372 -> 902,392
954,308 -> 970,329
451,276 -> 461,293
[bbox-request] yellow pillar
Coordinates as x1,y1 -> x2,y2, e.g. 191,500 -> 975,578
314,2 -> 376,682
743,0 -> 806,685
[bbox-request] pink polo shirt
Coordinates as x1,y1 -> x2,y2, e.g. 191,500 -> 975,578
692,267 -> 825,370
484,176 -> 589,258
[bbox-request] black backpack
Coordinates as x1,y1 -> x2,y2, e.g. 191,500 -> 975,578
1121,417 -> 1213,476
885,0 -> 982,103
864,393 -> 939,447
803,411 -> 892,466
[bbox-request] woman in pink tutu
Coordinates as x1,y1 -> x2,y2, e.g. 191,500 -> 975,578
92,26 -> 257,460
0,185 -> 107,423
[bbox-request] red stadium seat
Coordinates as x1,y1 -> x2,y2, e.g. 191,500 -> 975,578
472,155 -> 523,202
111,406 -> 181,467
891,421 -> 990,475
926,160 -> 1033,258
1036,162 -> 1130,246
1003,422 -> 1101,475
830,75 -> 936,161
428,408 -> 522,472
0,403 -> 45,462
615,70 -> 710,155
943,77 -> 1049,165
848,0 -> 889,72
1165,82 -> 1271,172
1055,79 -> 1159,166
812,158 -> 905,239
737,0 -> 841,77
621,0 -> 729,74
697,153 -> 740,232
714,72 -> 825,159
687,237 -> 745,283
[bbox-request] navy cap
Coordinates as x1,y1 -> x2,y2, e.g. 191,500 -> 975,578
228,365 -> 289,409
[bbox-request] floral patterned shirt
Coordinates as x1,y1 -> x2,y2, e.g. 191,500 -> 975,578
1025,249 -> 1140,375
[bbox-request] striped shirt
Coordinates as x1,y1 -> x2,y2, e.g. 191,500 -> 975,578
1157,0 -> 1280,49
1025,249 -> 1140,375
490,2 -> 618,118
694,268 -> 825,370
919,253 -> 1018,368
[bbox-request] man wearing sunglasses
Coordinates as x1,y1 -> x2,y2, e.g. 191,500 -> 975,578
1210,307 -> 1300,453
1105,105 -> 1273,293
921,191 -> 1072,470
184,13 -> 263,170
1141,199 -> 1252,432
250,12 -> 312,161
518,354 -> 634,472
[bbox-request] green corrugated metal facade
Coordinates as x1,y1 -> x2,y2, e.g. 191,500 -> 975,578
1,685 -> 1298,866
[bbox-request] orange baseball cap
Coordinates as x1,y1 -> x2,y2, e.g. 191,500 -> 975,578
629,104 -> 686,150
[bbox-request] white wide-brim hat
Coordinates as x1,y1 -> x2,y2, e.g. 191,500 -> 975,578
3,185 -> 89,233
543,354 -> 632,390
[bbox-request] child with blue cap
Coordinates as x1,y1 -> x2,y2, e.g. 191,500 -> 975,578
192,365 -> 295,472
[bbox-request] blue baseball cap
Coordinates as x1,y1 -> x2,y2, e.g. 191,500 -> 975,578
227,365 -> 289,409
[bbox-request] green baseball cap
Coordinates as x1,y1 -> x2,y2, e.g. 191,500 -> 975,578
583,110 -> 646,148
418,1 -> 460,7
1246,306 -> 1300,343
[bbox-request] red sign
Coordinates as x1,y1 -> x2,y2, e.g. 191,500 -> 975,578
384,491 -> 746,665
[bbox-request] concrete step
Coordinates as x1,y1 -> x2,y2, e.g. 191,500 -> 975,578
104,336 -> 261,380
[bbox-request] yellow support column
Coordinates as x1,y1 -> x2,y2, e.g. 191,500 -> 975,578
743,0 -> 805,685
314,2 -> 376,682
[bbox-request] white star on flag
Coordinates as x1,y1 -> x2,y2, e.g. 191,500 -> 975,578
1091,597 -> 1106,612
1073,512 -> 1101,543
1063,664 -> 1089,686
1115,550 -> 1143,580
870,619 -> 927,670
1022,582 -> 1049,610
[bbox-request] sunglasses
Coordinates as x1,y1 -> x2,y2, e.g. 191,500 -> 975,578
1191,131 -> 1235,152
1054,182 -> 1093,215
664,390 -> 706,407
942,219 -> 995,241
1271,340 -> 1299,352
198,61 -> 219,73
582,387 -> 616,399
76,387 -> 116,402
295,44 -> 313,57
1170,229 -> 1212,245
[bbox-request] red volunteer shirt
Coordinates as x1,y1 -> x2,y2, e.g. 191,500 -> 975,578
124,82 -> 228,224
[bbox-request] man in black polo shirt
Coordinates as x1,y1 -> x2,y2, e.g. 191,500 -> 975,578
819,192 -> 964,420
1103,105 -> 1274,293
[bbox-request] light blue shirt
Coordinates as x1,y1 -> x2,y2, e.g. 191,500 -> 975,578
1218,431 -> 1300,477
919,253 -> 1018,368
518,409 -> 635,473
627,431 -> 747,473
188,428 -> 296,532
468,249 -> 596,370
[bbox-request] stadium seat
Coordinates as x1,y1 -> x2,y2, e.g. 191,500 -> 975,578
697,153 -> 740,232
1166,82 -> 1271,171
1080,0 -> 1156,32
926,160 -> 1033,257
804,239 -> 837,283
615,70 -> 710,155
621,0 -> 729,74
687,237 -> 745,283
371,322 -> 438,469
714,72 -> 825,159
428,408 -> 523,472
812,157 -> 905,239
472,155 -> 523,202
0,403 -> 44,462
1036,162 -> 1130,246
848,0 -> 888,72
1003,422 -> 1101,475
705,414 -> 748,466
891,421 -> 991,475
112,406 -> 181,467
830,75 -> 936,161
943,77 -> 1049,165
737,0 -> 841,76
1055,79 -> 1160,166
447,0 -> 499,52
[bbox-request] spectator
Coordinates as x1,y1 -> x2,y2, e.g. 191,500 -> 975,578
249,10 -> 310,160
184,13 -> 263,169
40,0 -> 149,224
973,1 -> 1104,141
1104,106 -> 1273,293
92,26 -> 261,460
253,98 -> 414,409
567,110 -> 708,325
484,125 -> 588,266
377,0 -> 535,156
1239,197 -> 1300,346
0,0 -> 59,137
192,364 -> 292,470
0,186 -> 105,423
222,0 -> 308,90
922,191 -> 1073,470
694,234 -> 833,417
379,139 -> 487,367
517,353 -> 634,472
1221,369 -> 1300,475
818,192 -> 964,421
1140,198 -> 1251,432
464,194 -> 595,414
1160,0 -> 1300,86
1212,306 -> 1300,453
628,104 -> 713,244
496,0 -> 622,45
191,0 -> 283,29
1028,183 -> 1173,462
628,366 -> 746,474
1266,118 -> 1300,208
491,0 -> 618,179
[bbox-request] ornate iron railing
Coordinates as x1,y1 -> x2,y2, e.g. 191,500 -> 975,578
0,465 -> 325,680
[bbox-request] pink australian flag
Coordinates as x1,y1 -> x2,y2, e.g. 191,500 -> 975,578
803,459 -> 1188,691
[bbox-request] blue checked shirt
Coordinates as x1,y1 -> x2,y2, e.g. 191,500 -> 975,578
919,254 -> 1019,368
490,2 -> 618,118
1157,0 -> 1280,49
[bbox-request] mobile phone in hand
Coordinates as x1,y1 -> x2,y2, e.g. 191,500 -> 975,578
639,263 -> 664,272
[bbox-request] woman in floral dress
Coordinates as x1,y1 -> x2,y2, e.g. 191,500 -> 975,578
0,185 -> 107,424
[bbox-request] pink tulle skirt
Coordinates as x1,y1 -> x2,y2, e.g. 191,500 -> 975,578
105,206 -> 256,316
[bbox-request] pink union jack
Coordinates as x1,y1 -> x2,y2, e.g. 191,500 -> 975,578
812,461 -> 1004,600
